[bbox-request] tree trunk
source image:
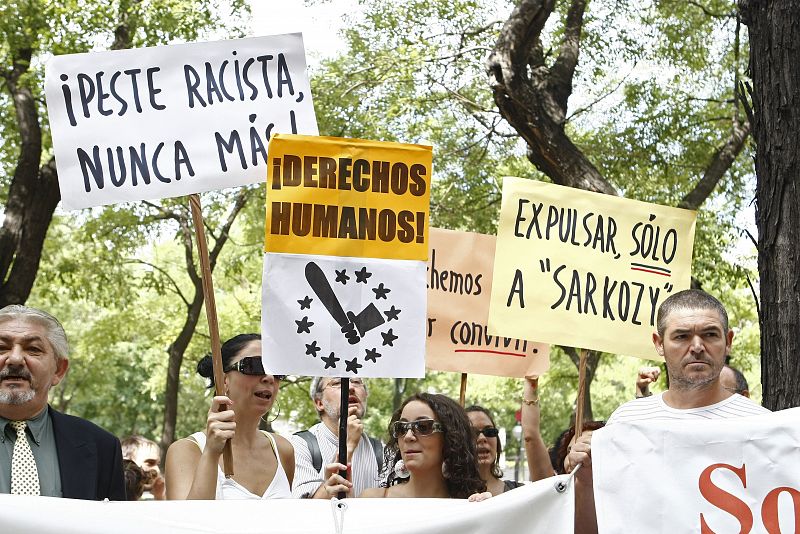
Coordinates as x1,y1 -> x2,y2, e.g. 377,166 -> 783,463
0,46 -> 61,307
740,0 -> 800,410
160,290 -> 204,450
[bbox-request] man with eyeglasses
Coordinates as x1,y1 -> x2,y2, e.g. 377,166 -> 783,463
290,376 -> 383,498
566,290 -> 770,533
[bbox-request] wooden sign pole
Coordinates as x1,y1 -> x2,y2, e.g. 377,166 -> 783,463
188,194 -> 234,477
574,348 -> 589,439
459,373 -> 468,407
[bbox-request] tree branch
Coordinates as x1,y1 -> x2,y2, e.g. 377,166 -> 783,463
551,0 -> 589,112
567,69 -> 635,121
678,120 -> 751,210
487,0 -> 617,195
209,188 -> 251,268
685,0 -> 734,19
125,259 -> 189,307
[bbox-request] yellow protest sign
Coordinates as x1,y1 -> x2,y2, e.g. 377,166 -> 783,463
265,134 -> 432,261
426,228 -> 550,377
488,178 -> 697,359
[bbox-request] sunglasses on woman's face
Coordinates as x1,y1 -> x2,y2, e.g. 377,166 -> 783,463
472,426 -> 500,439
224,356 -> 285,380
391,418 -> 445,438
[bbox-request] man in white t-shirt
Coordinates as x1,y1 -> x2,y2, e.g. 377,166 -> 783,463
566,289 -> 769,533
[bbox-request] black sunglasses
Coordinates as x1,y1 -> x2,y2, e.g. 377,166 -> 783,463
391,418 -> 444,439
224,356 -> 284,380
473,426 -> 500,439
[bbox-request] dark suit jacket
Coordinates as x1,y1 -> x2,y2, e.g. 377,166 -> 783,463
49,406 -> 126,500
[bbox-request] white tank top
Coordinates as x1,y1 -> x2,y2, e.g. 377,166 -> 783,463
189,431 -> 292,500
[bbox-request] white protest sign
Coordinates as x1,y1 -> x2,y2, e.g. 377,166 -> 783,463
593,408 -> 800,533
262,253 -> 426,378
0,476 -> 574,533
45,34 -> 318,210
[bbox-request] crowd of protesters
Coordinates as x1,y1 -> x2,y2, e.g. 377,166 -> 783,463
0,289 -> 770,532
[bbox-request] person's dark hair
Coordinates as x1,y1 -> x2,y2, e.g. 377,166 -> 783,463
196,333 -> 260,388
656,289 -> 728,338
382,392 -> 486,498
123,459 -> 145,500
550,421 -> 606,475
464,405 -> 503,479
724,364 -> 749,394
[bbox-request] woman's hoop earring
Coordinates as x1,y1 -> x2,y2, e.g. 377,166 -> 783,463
264,401 -> 281,424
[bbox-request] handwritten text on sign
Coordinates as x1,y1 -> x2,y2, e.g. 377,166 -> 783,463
265,135 -> 432,261
488,178 -> 696,359
45,34 -> 318,210
426,228 -> 549,377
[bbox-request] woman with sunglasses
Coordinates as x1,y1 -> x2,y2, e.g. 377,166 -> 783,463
466,377 -> 554,496
165,334 -> 294,499
361,392 -> 486,499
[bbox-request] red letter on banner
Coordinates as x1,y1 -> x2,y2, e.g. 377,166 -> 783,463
698,463 -> 753,534
761,486 -> 800,534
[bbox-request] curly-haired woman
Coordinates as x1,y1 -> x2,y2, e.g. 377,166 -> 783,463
360,392 -> 487,499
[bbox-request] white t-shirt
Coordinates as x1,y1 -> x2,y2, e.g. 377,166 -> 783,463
189,431 -> 292,499
607,392 -> 770,424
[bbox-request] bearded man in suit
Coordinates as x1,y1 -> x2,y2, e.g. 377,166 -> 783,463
0,305 -> 124,499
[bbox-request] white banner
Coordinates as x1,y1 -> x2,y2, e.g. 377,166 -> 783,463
262,253 -> 426,378
593,408 -> 800,533
0,475 -> 573,533
45,34 -> 318,210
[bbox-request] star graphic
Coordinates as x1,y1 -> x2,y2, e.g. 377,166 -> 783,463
297,296 -> 313,310
384,306 -> 401,321
372,283 -> 391,299
335,269 -> 350,284
322,352 -> 340,369
295,316 -> 314,334
305,340 -> 321,357
344,357 -> 363,374
364,348 -> 381,363
381,329 -> 398,347
354,266 -> 372,284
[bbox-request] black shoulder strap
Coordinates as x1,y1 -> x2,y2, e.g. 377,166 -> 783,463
296,429 -> 382,474
368,436 -> 383,471
294,430 -> 323,473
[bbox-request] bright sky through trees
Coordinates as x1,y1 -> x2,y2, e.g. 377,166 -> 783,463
250,0 -> 352,63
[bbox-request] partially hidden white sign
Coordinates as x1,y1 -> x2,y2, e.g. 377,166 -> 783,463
593,408 -> 800,533
45,34 -> 318,210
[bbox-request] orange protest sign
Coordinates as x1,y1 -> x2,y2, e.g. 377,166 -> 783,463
426,228 -> 549,377
265,134 -> 431,261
